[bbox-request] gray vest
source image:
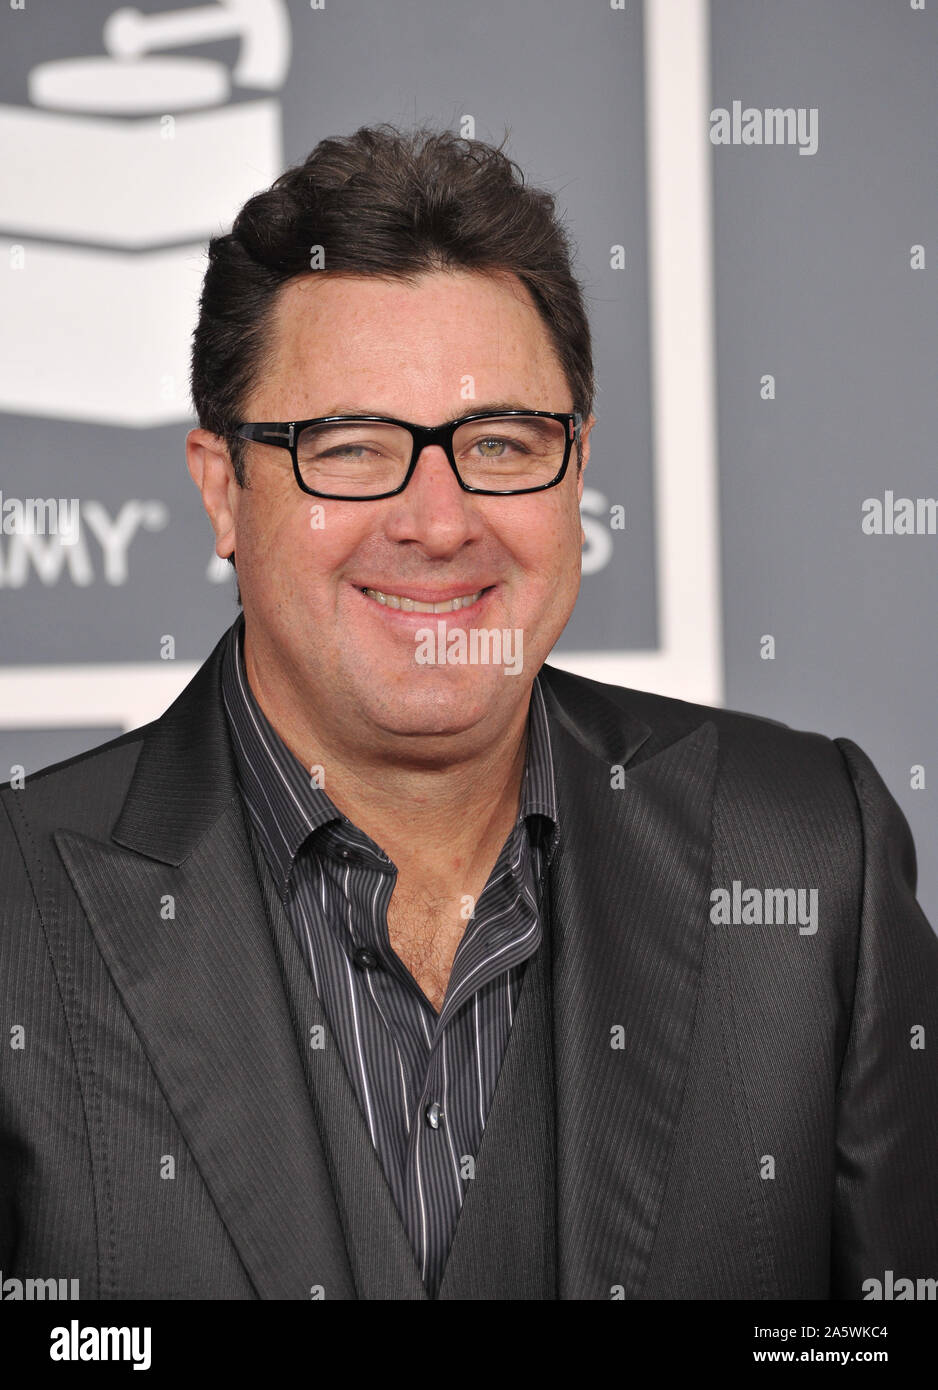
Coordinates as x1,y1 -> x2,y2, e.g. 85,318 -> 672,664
248,820 -> 557,1300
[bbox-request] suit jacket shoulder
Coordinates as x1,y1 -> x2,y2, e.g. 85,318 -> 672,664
538,659 -> 866,844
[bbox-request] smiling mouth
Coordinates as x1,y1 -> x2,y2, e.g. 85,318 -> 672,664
360,586 -> 489,613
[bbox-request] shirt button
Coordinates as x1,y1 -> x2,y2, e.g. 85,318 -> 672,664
353,946 -> 379,970
425,1101 -> 442,1129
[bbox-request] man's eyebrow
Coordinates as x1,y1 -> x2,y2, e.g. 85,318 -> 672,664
308,400 -> 539,422
454,401 -> 538,419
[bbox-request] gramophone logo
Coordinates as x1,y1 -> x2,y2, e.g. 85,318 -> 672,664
0,0 -> 292,426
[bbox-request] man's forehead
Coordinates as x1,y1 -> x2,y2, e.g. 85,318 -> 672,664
255,268 -> 567,413
280,264 -> 531,304
270,266 -> 545,342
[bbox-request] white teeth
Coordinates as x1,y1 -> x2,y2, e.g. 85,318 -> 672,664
363,587 -> 484,613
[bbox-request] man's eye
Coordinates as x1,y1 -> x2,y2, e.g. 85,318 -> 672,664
320,445 -> 373,458
472,436 -> 528,457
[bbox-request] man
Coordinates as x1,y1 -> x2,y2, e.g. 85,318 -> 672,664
1,124 -> 936,1301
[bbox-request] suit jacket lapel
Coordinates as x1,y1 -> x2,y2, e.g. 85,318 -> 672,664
54,630 -> 357,1300
244,813 -> 429,1301
539,667 -> 718,1300
437,906 -> 556,1300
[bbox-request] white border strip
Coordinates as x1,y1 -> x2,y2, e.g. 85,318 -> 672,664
550,0 -> 723,703
0,663 -> 199,732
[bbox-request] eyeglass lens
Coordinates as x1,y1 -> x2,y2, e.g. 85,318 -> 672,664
294,415 -> 568,495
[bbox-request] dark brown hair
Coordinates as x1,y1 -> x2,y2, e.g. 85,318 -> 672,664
190,122 -> 594,497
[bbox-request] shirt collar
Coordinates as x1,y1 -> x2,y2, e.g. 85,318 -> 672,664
221,613 -> 558,901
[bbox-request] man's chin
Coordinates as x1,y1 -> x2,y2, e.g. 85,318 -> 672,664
357,670 -> 515,743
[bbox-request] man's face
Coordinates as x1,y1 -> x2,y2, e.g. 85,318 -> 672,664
192,268 -> 592,759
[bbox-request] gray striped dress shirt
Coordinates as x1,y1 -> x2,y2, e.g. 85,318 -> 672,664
220,615 -> 558,1297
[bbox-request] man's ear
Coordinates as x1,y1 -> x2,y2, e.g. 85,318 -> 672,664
186,429 -> 239,559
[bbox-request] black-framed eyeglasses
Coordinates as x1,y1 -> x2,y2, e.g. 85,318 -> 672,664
235,409 -> 583,499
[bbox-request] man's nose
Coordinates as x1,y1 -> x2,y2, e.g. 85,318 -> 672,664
383,444 -> 482,549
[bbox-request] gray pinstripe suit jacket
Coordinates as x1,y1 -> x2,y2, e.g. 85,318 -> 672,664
2,621 -> 937,1299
